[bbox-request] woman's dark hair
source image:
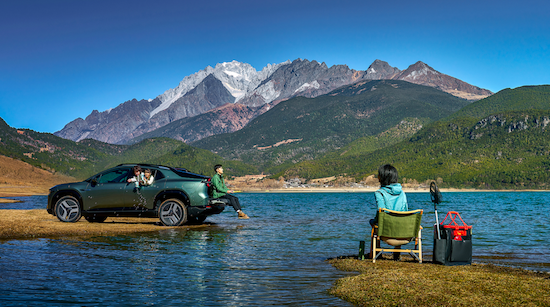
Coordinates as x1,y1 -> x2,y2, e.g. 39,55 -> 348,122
133,165 -> 142,173
378,164 -> 398,186
214,164 -> 223,172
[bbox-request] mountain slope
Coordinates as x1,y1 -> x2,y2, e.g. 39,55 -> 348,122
192,80 -> 470,171
279,85 -> 550,189
0,155 -> 75,195
54,98 -> 161,143
125,74 -> 236,142
128,103 -> 266,144
446,85 -> 550,120
0,117 -> 255,179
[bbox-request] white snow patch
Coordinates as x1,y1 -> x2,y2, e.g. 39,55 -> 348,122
224,70 -> 241,78
76,131 -> 91,142
294,81 -> 320,94
407,66 -> 439,80
223,82 -> 246,100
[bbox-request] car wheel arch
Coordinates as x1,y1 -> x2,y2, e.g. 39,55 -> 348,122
51,190 -> 83,213
154,190 -> 190,209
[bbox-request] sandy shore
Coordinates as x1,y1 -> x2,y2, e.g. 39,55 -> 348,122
0,209 -> 209,240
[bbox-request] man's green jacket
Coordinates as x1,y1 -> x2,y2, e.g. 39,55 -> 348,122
211,173 -> 228,198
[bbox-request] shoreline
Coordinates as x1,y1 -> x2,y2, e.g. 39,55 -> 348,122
0,209 -> 210,240
2,186 -> 549,203
233,187 -> 550,193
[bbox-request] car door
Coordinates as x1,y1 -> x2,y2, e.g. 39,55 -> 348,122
124,168 -> 165,210
82,168 -> 132,211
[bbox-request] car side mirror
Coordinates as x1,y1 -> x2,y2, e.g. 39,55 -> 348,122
91,179 -> 98,187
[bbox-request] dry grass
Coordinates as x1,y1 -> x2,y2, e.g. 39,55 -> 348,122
328,257 -> 550,306
0,209 -> 208,240
0,155 -> 75,198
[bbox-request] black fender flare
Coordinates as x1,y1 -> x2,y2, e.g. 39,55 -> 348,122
154,190 -> 190,209
50,190 -> 83,213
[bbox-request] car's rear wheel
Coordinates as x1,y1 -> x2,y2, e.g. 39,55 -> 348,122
158,198 -> 187,226
85,215 -> 107,223
54,196 -> 82,223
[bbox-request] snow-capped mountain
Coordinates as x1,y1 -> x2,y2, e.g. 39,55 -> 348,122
150,60 -> 288,118
54,59 -> 493,144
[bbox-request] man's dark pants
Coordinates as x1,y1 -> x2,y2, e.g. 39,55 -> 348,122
217,194 -> 242,211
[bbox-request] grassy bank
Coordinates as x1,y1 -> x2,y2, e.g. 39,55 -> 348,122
328,257 -> 550,306
0,209 -> 209,240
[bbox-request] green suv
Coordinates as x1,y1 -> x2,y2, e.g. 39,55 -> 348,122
47,164 -> 225,226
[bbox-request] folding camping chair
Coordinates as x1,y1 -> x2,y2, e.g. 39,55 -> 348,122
371,208 -> 423,263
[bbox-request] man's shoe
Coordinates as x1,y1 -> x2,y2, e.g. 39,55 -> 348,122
238,211 -> 249,219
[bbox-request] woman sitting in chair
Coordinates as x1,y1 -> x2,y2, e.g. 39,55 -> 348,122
369,164 -> 408,259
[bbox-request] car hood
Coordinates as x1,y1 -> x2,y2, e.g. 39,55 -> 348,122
50,181 -> 87,191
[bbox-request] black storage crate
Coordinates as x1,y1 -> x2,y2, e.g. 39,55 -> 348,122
433,211 -> 472,265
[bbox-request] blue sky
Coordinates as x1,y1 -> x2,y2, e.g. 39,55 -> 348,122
1,0 -> 549,133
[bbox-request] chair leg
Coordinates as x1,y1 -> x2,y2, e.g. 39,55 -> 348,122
371,236 -> 380,263
418,231 -> 422,263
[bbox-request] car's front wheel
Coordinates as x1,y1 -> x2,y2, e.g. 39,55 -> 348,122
158,199 -> 187,226
54,195 -> 82,223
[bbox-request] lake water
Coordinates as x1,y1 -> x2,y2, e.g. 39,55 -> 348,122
1,192 -> 549,306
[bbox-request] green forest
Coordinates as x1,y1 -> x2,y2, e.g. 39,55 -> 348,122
279,86 -> 550,189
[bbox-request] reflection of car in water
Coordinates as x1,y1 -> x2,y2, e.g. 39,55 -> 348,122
47,164 -> 225,226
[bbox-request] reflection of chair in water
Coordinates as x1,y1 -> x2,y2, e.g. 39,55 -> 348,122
371,208 -> 423,263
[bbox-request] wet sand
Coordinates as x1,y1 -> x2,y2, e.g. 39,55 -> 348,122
0,209 -> 208,240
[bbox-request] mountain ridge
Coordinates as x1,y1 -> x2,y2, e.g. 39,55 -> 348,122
55,59 -> 493,145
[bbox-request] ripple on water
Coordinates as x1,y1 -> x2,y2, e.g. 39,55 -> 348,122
1,192 -> 549,305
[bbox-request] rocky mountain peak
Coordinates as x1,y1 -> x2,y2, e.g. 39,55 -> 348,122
397,61 -> 439,81
365,59 -> 401,79
393,61 -> 492,100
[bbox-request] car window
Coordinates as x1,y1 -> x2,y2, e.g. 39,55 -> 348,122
97,168 -> 130,184
154,170 -> 165,180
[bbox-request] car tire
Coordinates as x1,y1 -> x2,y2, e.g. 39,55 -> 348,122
84,215 -> 107,223
54,195 -> 82,223
158,198 -> 187,226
